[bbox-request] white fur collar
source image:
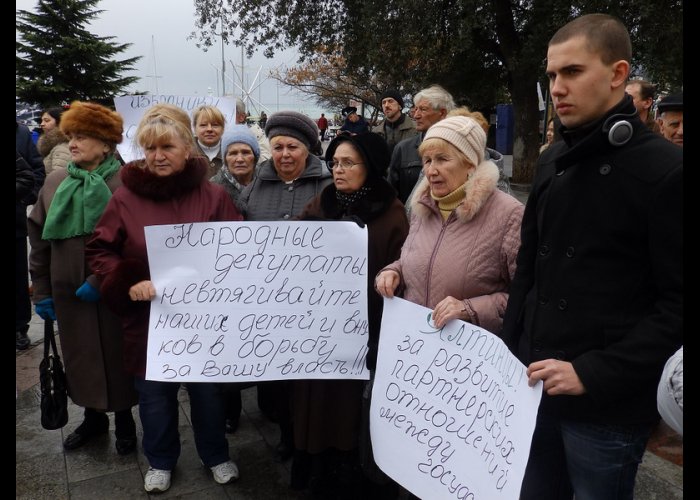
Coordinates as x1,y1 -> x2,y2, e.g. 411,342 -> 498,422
410,160 -> 499,222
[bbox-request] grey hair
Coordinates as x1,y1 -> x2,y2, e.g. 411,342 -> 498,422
235,97 -> 246,115
413,84 -> 456,112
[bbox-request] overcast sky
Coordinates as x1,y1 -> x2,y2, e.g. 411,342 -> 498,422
16,0 -> 328,117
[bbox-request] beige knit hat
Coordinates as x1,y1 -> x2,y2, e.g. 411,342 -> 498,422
423,116 -> 486,167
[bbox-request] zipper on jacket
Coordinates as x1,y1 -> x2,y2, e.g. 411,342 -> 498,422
424,211 -> 456,306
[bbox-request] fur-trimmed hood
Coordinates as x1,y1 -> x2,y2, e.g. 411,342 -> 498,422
410,159 -> 500,222
120,156 -> 209,201
36,128 -> 68,157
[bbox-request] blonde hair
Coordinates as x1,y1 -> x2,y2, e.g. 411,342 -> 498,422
192,105 -> 226,128
447,106 -> 489,133
135,104 -> 197,153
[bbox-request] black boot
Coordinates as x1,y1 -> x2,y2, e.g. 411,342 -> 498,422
63,408 -> 109,450
114,408 -> 137,455
16,327 -> 30,350
275,418 -> 294,462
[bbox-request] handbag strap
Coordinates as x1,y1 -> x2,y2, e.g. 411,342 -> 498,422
43,319 -> 59,359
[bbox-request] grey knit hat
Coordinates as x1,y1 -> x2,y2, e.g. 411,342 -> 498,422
264,111 -> 320,150
423,116 -> 486,167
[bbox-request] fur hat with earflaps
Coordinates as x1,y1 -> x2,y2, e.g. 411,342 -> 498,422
60,101 -> 124,145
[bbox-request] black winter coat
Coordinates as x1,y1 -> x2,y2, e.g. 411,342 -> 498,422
501,96 -> 683,425
16,122 -> 46,237
299,176 -> 409,369
16,151 -> 35,202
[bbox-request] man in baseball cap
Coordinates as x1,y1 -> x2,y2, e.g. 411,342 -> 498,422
339,106 -> 369,136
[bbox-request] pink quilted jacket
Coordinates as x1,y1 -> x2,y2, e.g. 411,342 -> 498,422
381,160 -> 524,335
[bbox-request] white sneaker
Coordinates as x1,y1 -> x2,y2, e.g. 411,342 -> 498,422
144,467 -> 171,493
210,460 -> 239,484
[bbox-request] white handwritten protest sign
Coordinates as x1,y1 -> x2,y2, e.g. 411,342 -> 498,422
144,221 -> 371,383
371,297 -> 542,500
114,95 -> 237,163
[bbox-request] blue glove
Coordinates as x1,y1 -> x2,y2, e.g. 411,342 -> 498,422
35,297 -> 56,321
76,281 -> 100,302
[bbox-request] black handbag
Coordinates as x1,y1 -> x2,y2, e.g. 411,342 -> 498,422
39,319 -> 68,430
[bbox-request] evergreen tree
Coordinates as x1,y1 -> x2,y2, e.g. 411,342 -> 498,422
16,0 -> 141,107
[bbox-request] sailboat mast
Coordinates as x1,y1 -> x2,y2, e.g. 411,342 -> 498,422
146,35 -> 162,95
152,35 -> 159,94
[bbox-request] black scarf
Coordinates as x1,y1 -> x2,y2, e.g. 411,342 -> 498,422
335,185 -> 371,209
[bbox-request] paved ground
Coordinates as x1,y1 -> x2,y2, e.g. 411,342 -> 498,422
15,311 -> 684,499
17,161 -> 682,498
17,314 -> 305,499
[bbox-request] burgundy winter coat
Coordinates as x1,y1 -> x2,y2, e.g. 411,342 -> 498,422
86,157 -> 243,376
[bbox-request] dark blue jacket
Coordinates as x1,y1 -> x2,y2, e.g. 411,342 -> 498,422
16,122 -> 46,236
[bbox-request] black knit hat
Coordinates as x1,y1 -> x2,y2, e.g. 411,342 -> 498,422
380,89 -> 404,109
264,111 -> 320,150
657,92 -> 683,113
325,132 -> 390,179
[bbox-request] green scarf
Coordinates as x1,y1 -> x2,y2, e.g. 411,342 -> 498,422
42,156 -> 121,240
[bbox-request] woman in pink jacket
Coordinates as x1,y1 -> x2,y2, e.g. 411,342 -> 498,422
375,115 -> 523,335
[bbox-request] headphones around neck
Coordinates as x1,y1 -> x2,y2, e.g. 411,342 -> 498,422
602,110 -> 637,146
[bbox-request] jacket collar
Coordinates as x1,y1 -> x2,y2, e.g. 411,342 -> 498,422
256,154 -> 329,181
36,128 -> 68,157
555,95 -> 644,171
411,160 -> 500,222
318,176 -> 398,222
121,157 -> 208,201
384,113 -> 407,129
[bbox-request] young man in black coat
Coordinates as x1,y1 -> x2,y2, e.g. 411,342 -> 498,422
501,14 -> 683,500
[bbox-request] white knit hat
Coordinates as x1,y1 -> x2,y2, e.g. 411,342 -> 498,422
423,116 -> 486,167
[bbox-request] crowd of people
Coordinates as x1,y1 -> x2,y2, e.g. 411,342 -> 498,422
16,12 -> 682,500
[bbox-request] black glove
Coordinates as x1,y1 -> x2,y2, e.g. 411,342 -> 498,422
341,215 -> 366,228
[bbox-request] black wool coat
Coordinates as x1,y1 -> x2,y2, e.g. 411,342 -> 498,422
501,96 -> 683,425
298,176 -> 410,369
291,176 -> 409,455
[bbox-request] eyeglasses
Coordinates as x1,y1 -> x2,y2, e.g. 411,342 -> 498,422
326,159 -> 364,172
